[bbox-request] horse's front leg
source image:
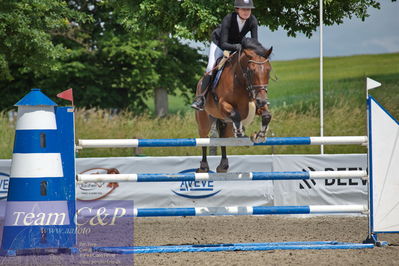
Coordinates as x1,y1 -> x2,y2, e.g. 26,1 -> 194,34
251,109 -> 272,143
220,102 -> 244,137
230,109 -> 245,138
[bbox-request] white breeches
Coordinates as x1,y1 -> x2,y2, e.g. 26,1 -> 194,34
206,42 -> 224,73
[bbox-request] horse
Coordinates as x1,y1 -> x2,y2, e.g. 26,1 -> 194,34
195,38 -> 273,173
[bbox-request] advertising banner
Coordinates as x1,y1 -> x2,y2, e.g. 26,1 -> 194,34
0,154 -> 367,217
75,155 -> 274,208
273,154 -> 368,206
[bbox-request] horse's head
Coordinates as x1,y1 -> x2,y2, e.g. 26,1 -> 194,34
241,38 -> 273,110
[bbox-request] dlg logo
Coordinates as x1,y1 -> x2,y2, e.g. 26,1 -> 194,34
0,172 -> 10,200
172,169 -> 222,199
299,167 -> 367,189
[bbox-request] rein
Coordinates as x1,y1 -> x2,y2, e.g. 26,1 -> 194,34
237,51 -> 270,100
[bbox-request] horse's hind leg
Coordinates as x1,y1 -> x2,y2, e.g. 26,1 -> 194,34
216,120 -> 229,173
195,111 -> 213,173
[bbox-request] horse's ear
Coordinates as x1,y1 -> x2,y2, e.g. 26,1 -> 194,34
243,48 -> 256,58
264,46 -> 273,59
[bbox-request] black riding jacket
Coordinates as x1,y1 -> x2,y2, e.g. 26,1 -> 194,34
211,12 -> 258,52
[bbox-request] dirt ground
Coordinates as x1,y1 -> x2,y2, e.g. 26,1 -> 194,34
1,216 -> 398,266
134,215 -> 399,266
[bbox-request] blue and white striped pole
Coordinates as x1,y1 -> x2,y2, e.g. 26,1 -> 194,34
78,136 -> 368,148
77,170 -> 368,183
132,205 -> 367,217
1,89 -> 76,256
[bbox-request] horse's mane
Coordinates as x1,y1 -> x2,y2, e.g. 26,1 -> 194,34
241,38 -> 270,58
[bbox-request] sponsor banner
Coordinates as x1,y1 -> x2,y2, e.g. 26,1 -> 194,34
0,154 -> 368,217
0,161 -> 10,221
76,155 -> 274,208
0,161 -> 10,202
273,154 -> 368,206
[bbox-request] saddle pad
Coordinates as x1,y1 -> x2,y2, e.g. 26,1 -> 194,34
212,65 -> 224,89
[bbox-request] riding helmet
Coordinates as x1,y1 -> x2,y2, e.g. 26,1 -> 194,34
234,0 -> 255,9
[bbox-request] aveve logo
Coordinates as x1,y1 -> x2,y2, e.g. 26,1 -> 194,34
0,172 -> 10,200
172,169 -> 221,199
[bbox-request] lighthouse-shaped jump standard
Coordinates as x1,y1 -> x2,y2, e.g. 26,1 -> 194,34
1,89 -> 77,256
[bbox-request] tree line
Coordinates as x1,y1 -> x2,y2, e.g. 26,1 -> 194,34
0,0 -> 384,114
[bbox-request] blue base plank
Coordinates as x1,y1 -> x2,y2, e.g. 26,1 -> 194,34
93,241 -> 374,254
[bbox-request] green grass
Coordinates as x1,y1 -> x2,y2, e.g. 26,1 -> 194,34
1,53 -> 398,159
270,53 -> 399,112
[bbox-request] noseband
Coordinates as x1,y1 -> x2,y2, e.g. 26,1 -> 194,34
238,53 -> 270,100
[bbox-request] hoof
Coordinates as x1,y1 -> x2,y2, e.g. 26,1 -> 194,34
197,161 -> 210,173
216,166 -> 228,173
251,132 -> 266,143
196,167 -> 209,173
234,131 -> 245,138
216,158 -> 229,173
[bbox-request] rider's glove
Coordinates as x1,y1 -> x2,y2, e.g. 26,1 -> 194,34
234,44 -> 242,52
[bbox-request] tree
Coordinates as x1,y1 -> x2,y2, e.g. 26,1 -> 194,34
0,0 -> 89,81
115,0 -> 384,40
47,0 -> 205,112
0,0 -> 393,112
0,0 -> 204,112
108,0 -> 392,115
0,0 -> 89,109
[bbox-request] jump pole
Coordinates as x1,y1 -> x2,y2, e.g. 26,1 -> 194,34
132,205 -> 367,217
93,241 -> 374,254
77,170 -> 368,183
78,136 -> 368,148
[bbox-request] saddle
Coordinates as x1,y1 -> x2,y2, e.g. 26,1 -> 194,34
209,51 -> 231,102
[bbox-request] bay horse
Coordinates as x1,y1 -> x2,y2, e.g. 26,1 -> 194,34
195,38 -> 273,173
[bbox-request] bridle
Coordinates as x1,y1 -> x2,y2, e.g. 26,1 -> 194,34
238,51 -> 270,100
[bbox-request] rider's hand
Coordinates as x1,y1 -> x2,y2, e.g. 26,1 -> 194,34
235,44 -> 242,52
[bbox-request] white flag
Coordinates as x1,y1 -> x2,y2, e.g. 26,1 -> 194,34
367,77 -> 381,90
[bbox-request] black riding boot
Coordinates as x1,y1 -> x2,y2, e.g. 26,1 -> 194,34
191,75 -> 212,111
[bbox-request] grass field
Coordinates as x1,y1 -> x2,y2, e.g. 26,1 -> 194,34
146,53 -> 399,115
1,53 -> 398,159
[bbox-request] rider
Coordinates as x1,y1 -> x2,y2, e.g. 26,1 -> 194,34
191,0 -> 259,111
